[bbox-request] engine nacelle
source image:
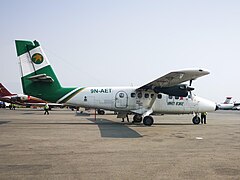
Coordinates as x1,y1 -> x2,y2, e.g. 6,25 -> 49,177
11,95 -> 29,102
154,84 -> 194,97
18,95 -> 29,101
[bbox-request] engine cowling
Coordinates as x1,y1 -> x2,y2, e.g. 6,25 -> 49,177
153,84 -> 194,97
18,95 -> 29,101
11,95 -> 29,102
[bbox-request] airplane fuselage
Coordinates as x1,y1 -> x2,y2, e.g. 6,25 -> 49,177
217,103 -> 240,110
58,86 -> 216,114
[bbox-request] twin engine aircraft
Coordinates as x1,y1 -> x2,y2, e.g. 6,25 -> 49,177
0,83 -> 62,109
15,40 -> 217,126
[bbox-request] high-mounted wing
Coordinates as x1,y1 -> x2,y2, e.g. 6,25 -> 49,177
138,69 -> 209,91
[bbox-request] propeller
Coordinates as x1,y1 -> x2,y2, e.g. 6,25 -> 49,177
189,79 -> 193,86
187,86 -> 194,91
187,79 -> 194,98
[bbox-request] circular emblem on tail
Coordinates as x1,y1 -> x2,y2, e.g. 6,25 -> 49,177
31,53 -> 44,64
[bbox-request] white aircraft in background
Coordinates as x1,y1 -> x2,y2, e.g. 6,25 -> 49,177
15,39 -> 217,126
217,97 -> 240,110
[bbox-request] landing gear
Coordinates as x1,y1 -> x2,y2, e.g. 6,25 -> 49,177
143,116 -> 154,126
97,109 -> 105,115
132,114 -> 154,126
192,115 -> 200,124
132,114 -> 142,123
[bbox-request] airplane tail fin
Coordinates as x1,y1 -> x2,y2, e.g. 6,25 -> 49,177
0,83 -> 13,97
15,40 -> 77,103
223,97 -> 232,104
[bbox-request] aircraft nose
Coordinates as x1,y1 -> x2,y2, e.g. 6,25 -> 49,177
198,98 -> 216,112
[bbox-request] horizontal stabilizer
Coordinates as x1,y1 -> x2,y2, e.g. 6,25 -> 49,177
28,74 -> 54,83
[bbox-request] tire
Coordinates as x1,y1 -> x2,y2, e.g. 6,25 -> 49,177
133,114 -> 142,123
143,116 -> 154,126
98,110 -> 105,115
192,116 -> 200,124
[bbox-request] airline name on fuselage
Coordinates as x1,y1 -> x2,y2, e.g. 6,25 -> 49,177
168,102 -> 184,106
90,88 -> 112,94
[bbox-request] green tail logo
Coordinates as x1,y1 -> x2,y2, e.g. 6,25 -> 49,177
32,53 -> 44,64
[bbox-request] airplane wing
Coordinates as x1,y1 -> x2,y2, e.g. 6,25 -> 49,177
234,102 -> 240,107
137,69 -> 209,90
25,102 -> 64,107
0,96 -> 21,105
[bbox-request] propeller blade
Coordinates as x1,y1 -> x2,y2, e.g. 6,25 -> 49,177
187,86 -> 195,91
189,79 -> 193,86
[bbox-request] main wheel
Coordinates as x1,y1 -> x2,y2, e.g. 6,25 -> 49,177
133,114 -> 142,123
143,116 -> 154,126
97,109 -> 105,115
192,116 -> 200,124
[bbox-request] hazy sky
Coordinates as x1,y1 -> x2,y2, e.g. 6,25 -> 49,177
1,0 -> 240,103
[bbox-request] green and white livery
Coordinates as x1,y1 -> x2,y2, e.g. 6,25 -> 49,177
15,40 -> 217,126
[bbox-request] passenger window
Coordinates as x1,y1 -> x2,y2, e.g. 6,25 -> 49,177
157,94 -> 162,99
119,93 -> 124,98
131,93 -> 136,98
169,96 -> 173,99
144,93 -> 149,98
137,92 -> 142,98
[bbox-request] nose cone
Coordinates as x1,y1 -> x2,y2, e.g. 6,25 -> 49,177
197,97 -> 217,112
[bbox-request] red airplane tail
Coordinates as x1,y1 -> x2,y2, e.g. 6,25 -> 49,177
0,83 -> 13,97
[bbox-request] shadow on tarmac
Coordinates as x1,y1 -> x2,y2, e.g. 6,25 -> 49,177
0,121 -> 10,125
153,123 -> 193,126
87,118 -> 142,138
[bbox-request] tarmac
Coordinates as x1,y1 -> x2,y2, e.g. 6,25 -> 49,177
0,108 -> 239,180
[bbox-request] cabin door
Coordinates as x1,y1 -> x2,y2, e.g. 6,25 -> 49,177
115,91 -> 128,108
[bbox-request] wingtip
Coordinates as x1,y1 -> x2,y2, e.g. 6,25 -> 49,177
198,69 -> 210,74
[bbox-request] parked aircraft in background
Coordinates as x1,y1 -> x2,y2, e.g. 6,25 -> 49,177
217,97 -> 240,110
223,97 -> 232,104
15,39 -> 217,126
0,83 -> 63,109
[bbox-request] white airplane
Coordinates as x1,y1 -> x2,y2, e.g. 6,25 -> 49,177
217,97 -> 240,110
15,39 -> 217,126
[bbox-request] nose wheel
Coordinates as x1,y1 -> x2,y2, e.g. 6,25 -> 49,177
192,115 -> 200,124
